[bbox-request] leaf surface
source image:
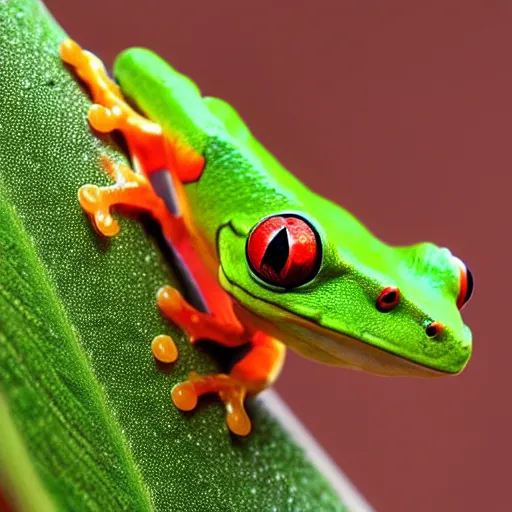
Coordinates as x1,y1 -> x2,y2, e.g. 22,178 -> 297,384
0,1 -> 347,510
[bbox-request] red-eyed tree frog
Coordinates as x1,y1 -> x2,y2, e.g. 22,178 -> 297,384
59,39 -> 473,436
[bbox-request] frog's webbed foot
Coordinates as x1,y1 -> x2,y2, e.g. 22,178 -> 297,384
59,38 -> 165,173
172,372 -> 251,436
79,157 -> 183,238
156,285 -> 286,436
171,334 -> 285,436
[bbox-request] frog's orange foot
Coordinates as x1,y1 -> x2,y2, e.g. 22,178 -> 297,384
59,39 -> 108,87
157,286 -> 246,347
85,94 -> 162,143
79,157 -> 171,237
59,39 -> 125,114
172,372 -> 251,436
78,184 -> 120,236
60,38 -> 164,172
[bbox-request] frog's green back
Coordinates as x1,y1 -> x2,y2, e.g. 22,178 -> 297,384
113,48 -> 384,266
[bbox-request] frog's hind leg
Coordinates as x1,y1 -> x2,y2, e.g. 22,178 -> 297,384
59,38 -> 166,174
157,286 -> 285,436
173,333 -> 285,437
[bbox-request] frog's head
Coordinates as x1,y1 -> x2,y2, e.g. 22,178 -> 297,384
218,211 -> 473,377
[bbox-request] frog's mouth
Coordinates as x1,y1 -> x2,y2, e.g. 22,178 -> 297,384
233,300 -> 449,378
219,268 -> 453,378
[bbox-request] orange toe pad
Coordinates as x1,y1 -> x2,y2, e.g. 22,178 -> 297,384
172,372 -> 251,436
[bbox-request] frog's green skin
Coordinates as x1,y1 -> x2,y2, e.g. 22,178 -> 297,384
112,48 -> 472,377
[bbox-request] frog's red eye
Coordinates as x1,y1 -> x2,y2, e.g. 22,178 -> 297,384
376,286 -> 400,312
246,214 -> 321,288
453,256 -> 474,310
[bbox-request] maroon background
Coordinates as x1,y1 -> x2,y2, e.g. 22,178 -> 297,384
45,1 -> 509,511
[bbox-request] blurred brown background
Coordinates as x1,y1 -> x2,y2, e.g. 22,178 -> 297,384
44,1 -> 509,510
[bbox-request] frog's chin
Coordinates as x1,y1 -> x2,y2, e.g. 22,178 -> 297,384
233,302 -> 449,378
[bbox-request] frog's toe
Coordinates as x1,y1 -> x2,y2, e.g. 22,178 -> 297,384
151,334 -> 179,364
171,380 -> 198,411
88,104 -> 123,133
171,372 -> 251,436
225,402 -> 251,437
78,184 -> 120,237
59,38 -> 85,68
223,386 -> 251,436
157,286 -> 202,344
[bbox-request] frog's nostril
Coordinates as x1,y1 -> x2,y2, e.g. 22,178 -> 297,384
425,321 -> 443,338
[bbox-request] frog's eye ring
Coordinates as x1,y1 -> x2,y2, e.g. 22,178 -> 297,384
452,256 -> 474,310
246,214 -> 322,288
376,286 -> 400,312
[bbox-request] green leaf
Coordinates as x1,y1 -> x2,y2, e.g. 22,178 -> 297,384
0,0 -> 352,510
0,397 -> 56,512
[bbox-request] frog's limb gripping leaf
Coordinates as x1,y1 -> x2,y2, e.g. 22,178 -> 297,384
158,286 -> 286,436
59,38 -> 203,180
78,157 -> 187,241
63,39 -> 286,437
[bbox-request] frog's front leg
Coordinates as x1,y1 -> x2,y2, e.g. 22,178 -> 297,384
79,157 -> 186,239
59,38 -> 165,175
157,286 -> 286,436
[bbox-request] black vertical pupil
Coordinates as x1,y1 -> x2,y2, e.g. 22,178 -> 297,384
261,227 -> 289,274
464,266 -> 474,304
382,291 -> 397,303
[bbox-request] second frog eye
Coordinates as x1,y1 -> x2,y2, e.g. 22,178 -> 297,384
246,214 -> 322,288
452,256 -> 474,310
